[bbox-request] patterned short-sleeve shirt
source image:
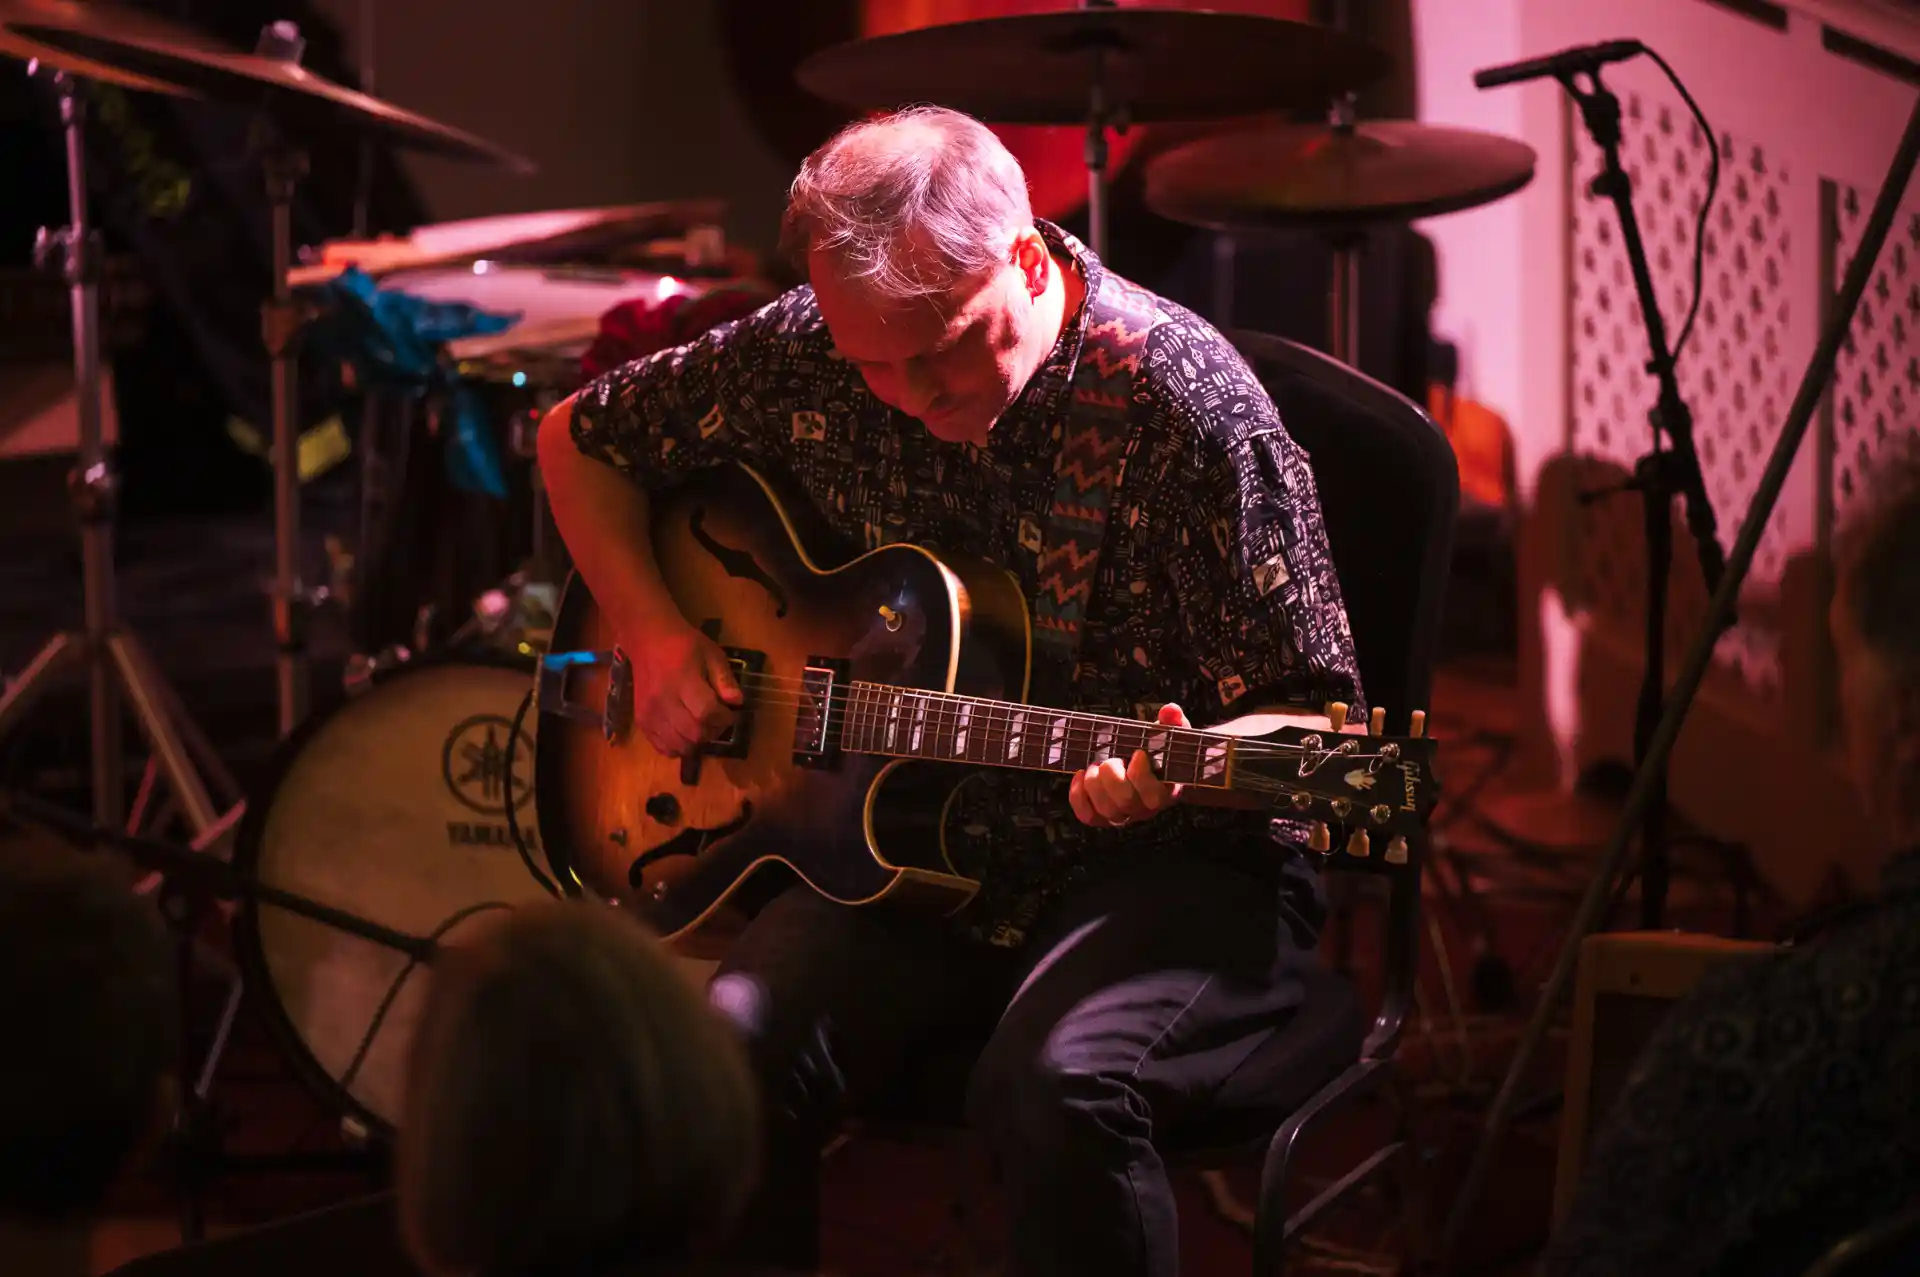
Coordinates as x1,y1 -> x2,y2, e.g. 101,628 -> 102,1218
570,222 -> 1362,946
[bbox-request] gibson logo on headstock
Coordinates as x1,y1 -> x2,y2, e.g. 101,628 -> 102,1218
1400,762 -> 1422,813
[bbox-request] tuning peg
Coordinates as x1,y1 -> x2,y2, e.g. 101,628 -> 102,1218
1309,821 -> 1331,853
1347,829 -> 1371,858
1326,701 -> 1349,732
1385,836 -> 1410,865
1410,710 -> 1426,739
1369,707 -> 1386,736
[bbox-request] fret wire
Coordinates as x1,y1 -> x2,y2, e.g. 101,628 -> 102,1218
831,682 -> 1269,787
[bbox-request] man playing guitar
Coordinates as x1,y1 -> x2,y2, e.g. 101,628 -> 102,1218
537,105 -> 1365,1276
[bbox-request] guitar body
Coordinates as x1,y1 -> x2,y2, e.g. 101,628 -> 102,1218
534,464 -> 1032,942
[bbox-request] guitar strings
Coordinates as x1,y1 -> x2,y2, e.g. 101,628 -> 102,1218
719,669 -> 1395,764
625,669 -> 1399,781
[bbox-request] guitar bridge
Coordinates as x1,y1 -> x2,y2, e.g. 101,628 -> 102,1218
535,648 -> 626,740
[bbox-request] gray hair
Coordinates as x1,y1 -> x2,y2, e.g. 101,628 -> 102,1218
781,105 -> 1034,302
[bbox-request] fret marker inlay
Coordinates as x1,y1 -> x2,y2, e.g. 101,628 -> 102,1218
954,703 -> 973,756
1202,740 -> 1228,782
1146,730 -> 1169,769
1007,710 -> 1026,761
1047,717 -> 1067,766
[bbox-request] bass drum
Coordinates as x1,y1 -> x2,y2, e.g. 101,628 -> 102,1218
233,657 -> 555,1139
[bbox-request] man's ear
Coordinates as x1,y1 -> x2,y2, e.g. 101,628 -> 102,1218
1014,228 -> 1050,298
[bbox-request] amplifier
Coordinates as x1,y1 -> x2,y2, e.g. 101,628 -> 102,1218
1553,930 -> 1774,1224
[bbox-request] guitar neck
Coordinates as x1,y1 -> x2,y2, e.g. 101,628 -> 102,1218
838,682 -> 1236,788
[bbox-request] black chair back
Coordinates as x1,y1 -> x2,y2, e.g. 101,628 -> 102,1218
1229,331 -> 1459,736
1230,330 -> 1459,1060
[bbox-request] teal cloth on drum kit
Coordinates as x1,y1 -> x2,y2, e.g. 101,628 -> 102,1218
319,266 -> 519,498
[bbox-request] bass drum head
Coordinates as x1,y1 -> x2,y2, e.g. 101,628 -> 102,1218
234,659 -> 555,1138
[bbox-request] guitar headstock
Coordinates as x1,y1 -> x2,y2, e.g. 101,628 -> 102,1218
1232,702 -> 1440,861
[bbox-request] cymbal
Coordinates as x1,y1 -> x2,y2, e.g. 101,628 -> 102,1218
795,9 -> 1392,125
1144,119 -> 1537,231
0,1 -> 191,94
6,3 -> 533,171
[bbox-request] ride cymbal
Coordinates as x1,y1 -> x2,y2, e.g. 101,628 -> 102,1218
1145,118 -> 1537,230
796,8 -> 1391,125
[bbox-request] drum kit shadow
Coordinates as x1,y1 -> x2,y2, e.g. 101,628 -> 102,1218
0,0 -> 1534,1224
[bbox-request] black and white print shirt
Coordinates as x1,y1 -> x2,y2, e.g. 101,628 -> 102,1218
570,222 -> 1362,947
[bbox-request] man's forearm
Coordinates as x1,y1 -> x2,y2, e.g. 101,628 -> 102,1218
536,397 -> 684,638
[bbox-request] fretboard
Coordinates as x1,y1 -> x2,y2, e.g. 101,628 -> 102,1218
838,683 -> 1234,787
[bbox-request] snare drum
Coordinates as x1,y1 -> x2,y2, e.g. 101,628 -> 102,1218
233,657 -> 554,1137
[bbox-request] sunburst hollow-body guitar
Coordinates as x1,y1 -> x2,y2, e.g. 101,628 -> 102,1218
533,463 -> 1438,942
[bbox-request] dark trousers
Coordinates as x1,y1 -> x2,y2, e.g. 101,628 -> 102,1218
708,849 -> 1326,1277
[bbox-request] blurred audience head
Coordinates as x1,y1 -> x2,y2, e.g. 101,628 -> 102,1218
1834,450 -> 1920,842
397,900 -> 758,1277
0,828 -> 179,1229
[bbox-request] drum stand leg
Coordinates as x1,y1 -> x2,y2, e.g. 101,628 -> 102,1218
162,876 -> 243,1245
0,71 -> 238,846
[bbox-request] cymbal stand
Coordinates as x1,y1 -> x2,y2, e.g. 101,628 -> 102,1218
254,22 -> 323,737
1079,0 -> 1122,261
264,147 -> 311,737
0,69 -> 230,844
1325,95 -> 1364,367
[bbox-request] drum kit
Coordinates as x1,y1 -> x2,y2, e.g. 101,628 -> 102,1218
0,0 -> 1534,1174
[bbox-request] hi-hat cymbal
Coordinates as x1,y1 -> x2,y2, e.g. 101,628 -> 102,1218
796,8 -> 1392,125
0,1 -> 192,94
1145,119 -> 1537,231
6,3 -> 532,171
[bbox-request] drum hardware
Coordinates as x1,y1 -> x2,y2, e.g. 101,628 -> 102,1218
793,3 -> 1392,262
0,56 -> 238,842
12,7 -> 537,739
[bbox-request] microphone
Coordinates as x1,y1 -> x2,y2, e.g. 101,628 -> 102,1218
1473,39 -> 1644,89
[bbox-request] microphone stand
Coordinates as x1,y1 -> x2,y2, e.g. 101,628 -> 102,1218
1564,64 -> 1729,930
1440,89 -> 1920,1272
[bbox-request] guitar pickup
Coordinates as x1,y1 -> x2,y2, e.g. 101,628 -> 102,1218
793,658 -> 847,767
706,646 -> 763,758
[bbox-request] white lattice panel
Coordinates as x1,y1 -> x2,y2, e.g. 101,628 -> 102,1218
1830,188 -> 1920,527
1568,89 -> 1793,700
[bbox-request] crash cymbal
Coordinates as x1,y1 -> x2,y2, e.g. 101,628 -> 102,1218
1145,118 -> 1537,231
7,6 -> 533,171
796,8 -> 1391,125
0,1 -> 192,94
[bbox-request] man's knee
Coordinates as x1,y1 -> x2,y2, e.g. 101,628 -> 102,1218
966,1030 -> 1147,1157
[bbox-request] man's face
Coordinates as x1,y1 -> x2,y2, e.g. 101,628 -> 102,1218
809,235 -> 1043,446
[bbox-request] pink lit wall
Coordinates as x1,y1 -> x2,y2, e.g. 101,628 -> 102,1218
1411,0 -> 1920,903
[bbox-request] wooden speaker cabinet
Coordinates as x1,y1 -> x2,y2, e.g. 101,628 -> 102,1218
1553,930 -> 1774,1224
